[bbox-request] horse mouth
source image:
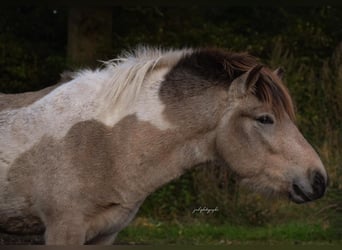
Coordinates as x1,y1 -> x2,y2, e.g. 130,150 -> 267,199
288,182 -> 325,204
288,184 -> 313,204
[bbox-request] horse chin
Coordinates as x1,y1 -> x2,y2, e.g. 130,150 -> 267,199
239,177 -> 283,199
241,177 -> 307,203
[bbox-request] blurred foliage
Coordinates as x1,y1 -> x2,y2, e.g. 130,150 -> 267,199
0,6 -> 341,236
0,7 -> 67,93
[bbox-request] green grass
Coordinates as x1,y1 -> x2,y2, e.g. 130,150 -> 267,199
116,217 -> 338,245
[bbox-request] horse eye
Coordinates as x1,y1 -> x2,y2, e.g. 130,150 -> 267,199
256,115 -> 274,124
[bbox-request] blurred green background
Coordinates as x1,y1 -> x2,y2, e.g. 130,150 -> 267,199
0,6 -> 341,245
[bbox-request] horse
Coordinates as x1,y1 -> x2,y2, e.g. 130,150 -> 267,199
0,47 -> 328,245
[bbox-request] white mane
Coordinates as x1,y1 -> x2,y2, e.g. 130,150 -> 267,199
104,47 -> 194,108
74,47 -> 193,115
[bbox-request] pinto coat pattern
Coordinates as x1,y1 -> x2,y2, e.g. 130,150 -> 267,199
0,47 -> 327,245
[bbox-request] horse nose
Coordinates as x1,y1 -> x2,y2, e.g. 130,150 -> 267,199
311,171 -> 327,200
290,170 -> 327,204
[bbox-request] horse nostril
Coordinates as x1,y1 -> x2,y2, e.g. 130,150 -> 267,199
311,171 -> 326,199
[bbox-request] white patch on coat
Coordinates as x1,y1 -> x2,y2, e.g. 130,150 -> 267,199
100,67 -> 174,130
0,73 -> 103,170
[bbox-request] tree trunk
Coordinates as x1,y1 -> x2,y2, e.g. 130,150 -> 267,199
67,7 -> 113,68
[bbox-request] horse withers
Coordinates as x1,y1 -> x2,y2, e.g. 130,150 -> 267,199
0,47 -> 328,244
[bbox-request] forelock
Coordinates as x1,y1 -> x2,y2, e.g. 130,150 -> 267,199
254,68 -> 296,121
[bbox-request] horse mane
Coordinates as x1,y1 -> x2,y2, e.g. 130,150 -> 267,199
98,47 -> 192,111
72,47 -> 295,121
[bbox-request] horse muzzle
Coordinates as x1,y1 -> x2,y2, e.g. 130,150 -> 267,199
289,171 -> 328,204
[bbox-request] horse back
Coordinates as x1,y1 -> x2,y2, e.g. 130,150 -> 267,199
0,71 -> 74,112
0,85 -> 61,112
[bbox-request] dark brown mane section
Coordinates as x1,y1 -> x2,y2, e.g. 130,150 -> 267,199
174,48 -> 259,83
162,48 -> 295,121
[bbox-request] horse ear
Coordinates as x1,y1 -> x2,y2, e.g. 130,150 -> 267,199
246,64 -> 263,90
273,67 -> 285,79
229,64 -> 263,98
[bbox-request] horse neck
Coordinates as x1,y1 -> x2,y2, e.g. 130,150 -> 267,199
110,119 -> 217,202
110,87 -> 225,201
140,87 -> 229,195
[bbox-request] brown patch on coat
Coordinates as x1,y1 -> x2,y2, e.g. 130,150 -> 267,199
5,109 -> 217,241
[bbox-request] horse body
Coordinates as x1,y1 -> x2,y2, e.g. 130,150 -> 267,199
0,47 -> 327,244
